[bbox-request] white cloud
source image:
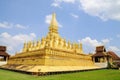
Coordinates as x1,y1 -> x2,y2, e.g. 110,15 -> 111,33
79,0 -> 120,21
51,0 -> 75,7
51,2 -> 61,8
78,37 -> 103,53
0,21 -> 28,29
45,14 -> 62,27
102,39 -> 110,44
78,37 -> 120,55
45,14 -> 52,24
108,46 -> 120,52
117,34 -> 120,38
52,0 -> 120,21
70,13 -> 79,18
15,24 -> 28,29
0,22 -> 13,28
80,37 -> 102,47
0,32 -> 36,54
62,0 -> 75,3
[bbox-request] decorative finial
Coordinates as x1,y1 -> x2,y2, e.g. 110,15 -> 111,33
50,12 -> 58,27
49,12 -> 59,34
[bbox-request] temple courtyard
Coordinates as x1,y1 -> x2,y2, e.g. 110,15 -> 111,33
0,69 -> 120,80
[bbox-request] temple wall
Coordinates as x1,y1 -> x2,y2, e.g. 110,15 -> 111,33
7,55 -> 94,66
44,48 -> 94,66
7,48 -> 94,66
8,58 -> 45,65
7,57 -> 45,65
44,54 -> 94,66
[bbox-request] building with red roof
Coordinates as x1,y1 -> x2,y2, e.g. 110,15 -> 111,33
0,46 -> 10,61
92,46 -> 120,68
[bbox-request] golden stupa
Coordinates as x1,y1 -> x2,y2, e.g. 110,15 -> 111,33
2,13 -> 101,74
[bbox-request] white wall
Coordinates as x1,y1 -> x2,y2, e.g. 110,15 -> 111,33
0,61 -> 7,66
94,62 -> 108,68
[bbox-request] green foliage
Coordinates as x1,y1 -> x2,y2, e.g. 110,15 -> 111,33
107,62 -> 112,69
0,69 -> 120,80
111,62 -> 120,69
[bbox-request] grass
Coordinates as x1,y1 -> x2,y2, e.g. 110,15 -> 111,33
0,69 -> 120,80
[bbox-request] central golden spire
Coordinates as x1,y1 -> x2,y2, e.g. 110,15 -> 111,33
50,13 -> 58,27
49,13 -> 58,34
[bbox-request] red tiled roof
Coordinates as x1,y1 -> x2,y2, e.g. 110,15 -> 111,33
0,46 -> 9,57
107,51 -> 120,60
96,46 -> 106,52
0,46 -> 6,51
92,52 -> 108,57
0,51 -> 9,56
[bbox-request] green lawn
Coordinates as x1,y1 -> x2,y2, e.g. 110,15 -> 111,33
0,69 -> 120,80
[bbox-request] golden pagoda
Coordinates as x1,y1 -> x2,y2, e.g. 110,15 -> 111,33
2,13 -> 101,74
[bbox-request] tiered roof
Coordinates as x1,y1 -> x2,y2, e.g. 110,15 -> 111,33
107,51 -> 120,60
92,46 -> 120,60
0,46 -> 9,57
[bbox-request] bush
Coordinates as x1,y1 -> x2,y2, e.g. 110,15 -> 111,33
111,62 -> 120,69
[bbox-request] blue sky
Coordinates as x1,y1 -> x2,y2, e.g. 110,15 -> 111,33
0,0 -> 120,56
